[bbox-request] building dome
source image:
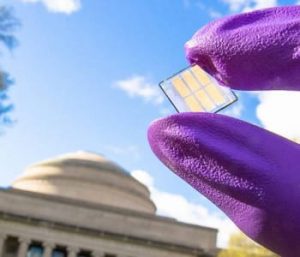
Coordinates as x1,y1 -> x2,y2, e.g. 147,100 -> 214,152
12,151 -> 156,214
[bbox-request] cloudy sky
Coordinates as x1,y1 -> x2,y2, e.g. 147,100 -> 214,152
1,0 -> 300,247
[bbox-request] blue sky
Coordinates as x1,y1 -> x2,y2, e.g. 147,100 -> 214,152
1,0 -> 300,247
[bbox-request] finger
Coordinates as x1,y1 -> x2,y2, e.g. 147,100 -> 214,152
185,5 -> 300,91
148,113 -> 300,256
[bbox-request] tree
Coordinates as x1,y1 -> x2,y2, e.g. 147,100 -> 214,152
0,6 -> 18,128
218,232 -> 279,257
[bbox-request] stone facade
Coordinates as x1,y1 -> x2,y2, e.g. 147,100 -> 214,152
0,152 -> 218,257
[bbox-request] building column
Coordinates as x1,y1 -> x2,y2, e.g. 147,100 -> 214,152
91,250 -> 105,257
0,233 -> 7,257
43,242 -> 55,257
67,246 -> 79,257
17,238 -> 31,257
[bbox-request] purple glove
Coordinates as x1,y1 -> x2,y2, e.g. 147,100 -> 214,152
148,6 -> 300,257
185,5 -> 300,91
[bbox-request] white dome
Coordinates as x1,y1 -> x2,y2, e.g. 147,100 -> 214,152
12,151 -> 156,214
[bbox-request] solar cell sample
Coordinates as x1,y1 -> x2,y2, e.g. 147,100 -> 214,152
160,65 -> 237,113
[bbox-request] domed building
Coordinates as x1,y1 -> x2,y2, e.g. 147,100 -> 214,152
0,152 -> 218,257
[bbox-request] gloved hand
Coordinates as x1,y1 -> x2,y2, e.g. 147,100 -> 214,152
148,5 -> 300,257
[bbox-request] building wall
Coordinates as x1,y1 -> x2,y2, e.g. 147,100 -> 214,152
0,189 -> 217,252
0,219 -> 207,257
0,152 -> 219,257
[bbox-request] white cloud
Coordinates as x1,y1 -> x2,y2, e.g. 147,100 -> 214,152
222,0 -> 278,12
114,75 -> 164,106
208,9 -> 223,19
256,91 -> 300,142
20,0 -> 81,14
194,1 -> 224,19
131,170 -> 154,187
131,170 -> 238,248
222,0 -> 246,12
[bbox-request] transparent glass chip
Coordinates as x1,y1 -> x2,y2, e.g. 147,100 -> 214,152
159,65 -> 238,113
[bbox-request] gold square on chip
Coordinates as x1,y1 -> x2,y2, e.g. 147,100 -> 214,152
205,84 -> 225,105
191,65 -> 211,85
171,77 -> 190,97
159,64 -> 237,113
185,95 -> 203,112
181,70 -> 200,91
195,90 -> 214,111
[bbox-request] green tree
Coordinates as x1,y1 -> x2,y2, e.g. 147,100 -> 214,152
0,6 -> 18,128
218,232 -> 279,257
